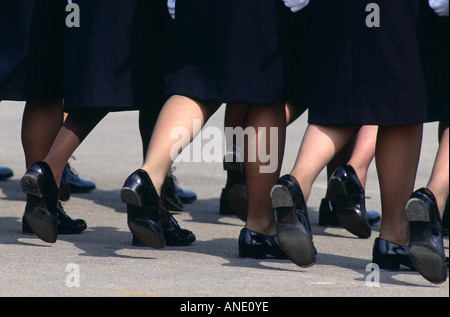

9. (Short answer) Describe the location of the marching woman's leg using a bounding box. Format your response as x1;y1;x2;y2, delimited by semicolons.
19;0;87;242
122;96;220;248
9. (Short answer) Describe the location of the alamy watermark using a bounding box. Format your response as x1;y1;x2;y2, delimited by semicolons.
65;3;80;28
65;2;380;29
65;263;80;288
365;263;381;288
170;120;279;174
366;3;381;28
62;1;381;168
63;262;381;290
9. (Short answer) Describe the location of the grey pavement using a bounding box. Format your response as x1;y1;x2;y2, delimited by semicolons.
0;101;448;297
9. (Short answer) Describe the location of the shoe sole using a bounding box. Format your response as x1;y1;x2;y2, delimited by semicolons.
128;217;165;249
407;199;447;284
409;245;447;284
277;224;315;267
24;203;57;243
22;176;58;243
328;177;371;239
271;185;315;268
123;190;165;249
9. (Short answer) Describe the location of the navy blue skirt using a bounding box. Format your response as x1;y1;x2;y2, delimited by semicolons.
1;0;172;111
0;0;67;102
307;0;428;126
0;0;35;101
418;2;449;127
164;0;298;104
63;0;174;112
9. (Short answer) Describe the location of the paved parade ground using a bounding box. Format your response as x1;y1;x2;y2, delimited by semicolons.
0;101;448;298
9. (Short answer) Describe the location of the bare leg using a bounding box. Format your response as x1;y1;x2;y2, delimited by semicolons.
345;125;378;186
243;103;286;236
21;100;64;168
141;95;221;196
427;125;449;215
326;125;377;190
376;124;423;245
222;102;298;221
290;124;359;201
21;105;96;241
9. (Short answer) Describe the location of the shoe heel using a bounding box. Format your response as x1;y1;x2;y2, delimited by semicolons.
219;187;248;221
23;200;57;244
271;185;295;225
271;185;294;209
219;188;233;215
21;174;44;198
223;146;244;173
22;217;34;235
120;187;142;207
406;198;430;222
328;176;347;196
328;177;350;209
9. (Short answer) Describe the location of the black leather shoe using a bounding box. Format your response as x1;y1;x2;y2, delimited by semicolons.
132;234;147;246
22;201;87;235
65;163;96;193
219;145;248;221
220;185;248;221
59;166;71;202
372;237;414;270
238;228;288;259
407;188;447;284
318;198;342;227
0;166;13;180
161;211;196;246
328;165;371;239
121;169;165;249
319;198;381;227
132;210;196;247
366;210;381;226
174;180;197;204
163;175;184;212
21;161;59;243
271;175;315;267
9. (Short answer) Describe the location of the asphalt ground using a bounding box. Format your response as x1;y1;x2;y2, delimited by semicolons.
0;101;448;298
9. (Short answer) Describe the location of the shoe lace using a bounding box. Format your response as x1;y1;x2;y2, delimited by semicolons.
57;201;71;219
66;156;82;181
